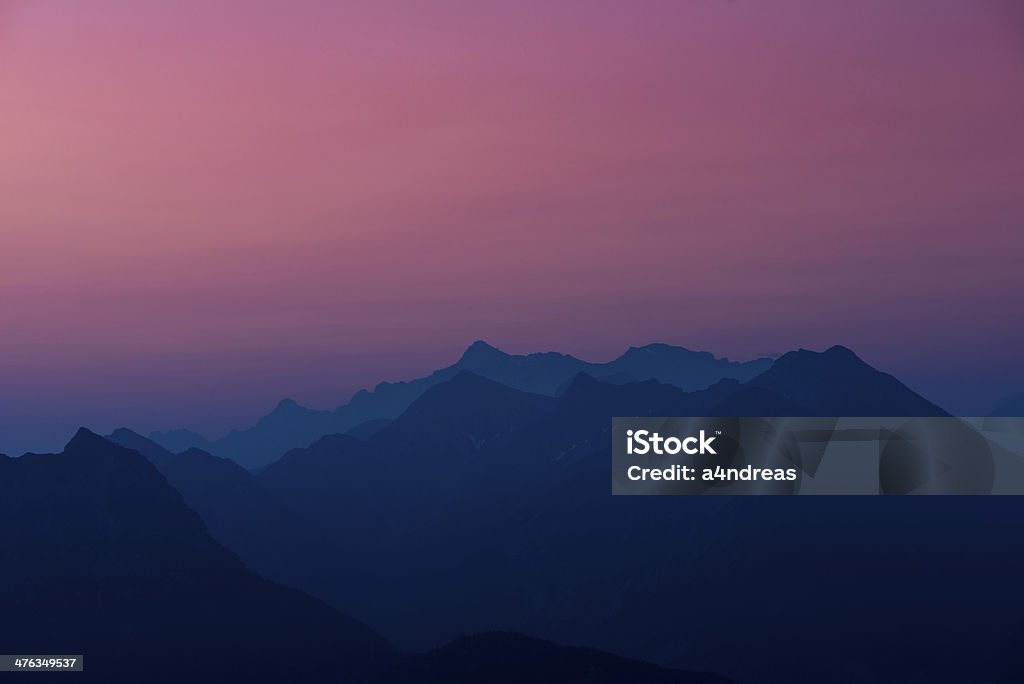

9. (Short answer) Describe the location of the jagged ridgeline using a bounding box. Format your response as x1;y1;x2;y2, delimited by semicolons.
150;341;774;469
2;430;735;683
99;345;1024;682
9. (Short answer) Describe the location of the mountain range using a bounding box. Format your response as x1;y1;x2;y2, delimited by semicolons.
5;429;732;683
149;341;773;468
100;344;1024;683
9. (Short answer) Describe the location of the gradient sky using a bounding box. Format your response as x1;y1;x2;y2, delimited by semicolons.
2;0;1023;454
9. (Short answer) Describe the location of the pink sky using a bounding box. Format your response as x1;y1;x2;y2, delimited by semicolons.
1;1;1022;452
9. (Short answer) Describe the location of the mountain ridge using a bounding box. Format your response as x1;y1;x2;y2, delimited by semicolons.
9;428;741;683
88;349;1013;682
0;429;393;682
150;341;773;469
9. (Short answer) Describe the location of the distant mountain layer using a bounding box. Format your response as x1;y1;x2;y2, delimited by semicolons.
150;341;772;469
147;427;213;453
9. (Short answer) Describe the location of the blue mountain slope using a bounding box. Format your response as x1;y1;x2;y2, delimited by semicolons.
107;428;330;588
241;349;1024;682
749;345;947;416
148;427;213;453
0;429;393;683
120;345;1024;682
10;428;741;682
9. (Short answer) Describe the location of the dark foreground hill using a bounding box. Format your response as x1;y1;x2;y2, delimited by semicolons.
0;429;392;683
15;430;734;683
108;427;334;591
375;633;732;684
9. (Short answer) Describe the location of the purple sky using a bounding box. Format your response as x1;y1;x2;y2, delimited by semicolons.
1;1;1022;454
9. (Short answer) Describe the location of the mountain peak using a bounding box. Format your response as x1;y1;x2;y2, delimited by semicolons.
628;342;693;352
559;372;610;400
752;345;946;416
822;344;860;359
773;345;867;372
65;427;107;452
273;398;305;413
458;340;507;364
110;427;144;441
622;343;712;361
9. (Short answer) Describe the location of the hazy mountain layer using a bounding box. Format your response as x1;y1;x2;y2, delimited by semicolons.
150;341;772;469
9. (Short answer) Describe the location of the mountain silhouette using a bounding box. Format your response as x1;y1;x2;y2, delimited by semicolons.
748;345;947;416
107;428;333;589
217;349;1024;682
347;417;393;439
0;429;392;683
451;340;587;394
258;371;557;524
147;427;213;453
109;426;177;469
94;423;745;679
97;344;1024;681
376;370;555;459
9;431;747;683
150;341;772;469
602;343;771;392
257;433;380;540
